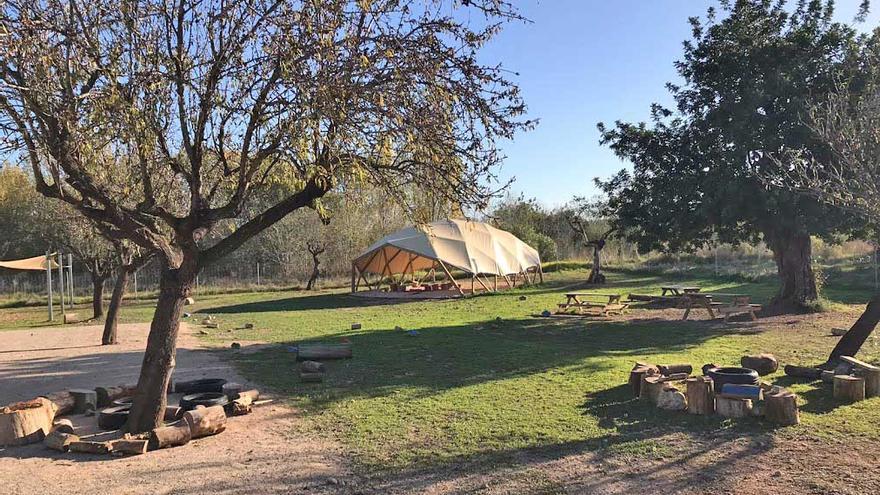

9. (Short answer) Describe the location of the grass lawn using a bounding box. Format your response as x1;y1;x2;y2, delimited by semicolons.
2;264;879;477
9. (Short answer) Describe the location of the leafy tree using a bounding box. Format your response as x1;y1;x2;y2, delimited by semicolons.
0;0;530;432
598;0;872;311
491;195;558;261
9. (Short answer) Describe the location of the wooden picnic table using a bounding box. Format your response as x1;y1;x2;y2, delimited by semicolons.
557;292;628;316
661;285;702;297
680;293;761;322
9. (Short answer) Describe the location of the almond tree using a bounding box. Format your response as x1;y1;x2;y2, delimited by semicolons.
0;0;530;432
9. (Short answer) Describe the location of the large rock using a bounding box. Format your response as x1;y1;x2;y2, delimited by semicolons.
657;387;687;411
740;354;779;376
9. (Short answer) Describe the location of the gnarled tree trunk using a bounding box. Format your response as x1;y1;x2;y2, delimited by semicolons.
126;258;197;433
101;269;129;345
306;242;325;291
764;230;818;312
586;240;606;284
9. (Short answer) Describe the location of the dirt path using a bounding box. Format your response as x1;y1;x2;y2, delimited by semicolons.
0;323;353;494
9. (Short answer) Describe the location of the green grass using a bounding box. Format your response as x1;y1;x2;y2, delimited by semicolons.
3;264;880;473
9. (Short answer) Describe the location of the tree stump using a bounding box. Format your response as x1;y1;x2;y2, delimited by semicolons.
740;354;778;376
230;398;253;416
222;382;243;399
841;356;880;398
148;423;192;450
235;390;260;402
629;362;658;397
44;430;79;452
69;389;98;414
164;406;184;422
95;385;137;408
300;360;326;373
765;391;799;425
715;396;752;418
640;375;664;404
657;386;687;411
40;391;74;417
833;375;865;402
686;376;714;415
183;405;227;439
784;365;822;380
0;397;56;446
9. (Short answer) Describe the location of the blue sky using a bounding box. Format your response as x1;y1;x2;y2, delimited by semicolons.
483;0;879;208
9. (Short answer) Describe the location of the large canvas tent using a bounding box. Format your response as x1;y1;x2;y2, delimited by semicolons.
352;219;542;296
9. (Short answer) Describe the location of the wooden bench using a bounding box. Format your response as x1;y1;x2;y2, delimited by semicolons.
681;293;760;322
557;293;629;316
715;295;761;322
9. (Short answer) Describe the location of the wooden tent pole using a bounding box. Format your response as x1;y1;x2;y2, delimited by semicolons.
538;264;544;283
46;250;53;322
58;252;66;322
436;260;465;296
351;263;358;293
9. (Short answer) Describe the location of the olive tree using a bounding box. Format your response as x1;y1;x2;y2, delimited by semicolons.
0;0;530;432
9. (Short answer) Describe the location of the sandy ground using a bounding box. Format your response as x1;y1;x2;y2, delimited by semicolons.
0;323;353;495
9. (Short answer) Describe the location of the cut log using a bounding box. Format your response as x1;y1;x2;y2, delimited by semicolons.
300;360;326;373
719;384;762;401
69;440;112;455
69;389;98;414
784;365;823;380
148;422;192;450
833;375;865;402
222;382;243;399
95;385;137;408
109;439;148;455
686;376;714;415
657;363;693;376
40;391;74;417
230;399;252;416
51;418;75;434
715;397;752;418
300;372;324;383
821;370;835;384
841;356;880;397
44;430;79;452
183;405;227;439
740;354;779;376
640;375;665;404
235;390;260;402
0;397;56;446
629;363;658;397
657;386;687;411
765;391;799;425
296;343;352;360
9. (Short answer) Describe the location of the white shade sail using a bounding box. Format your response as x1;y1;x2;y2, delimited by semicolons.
353;219;541;277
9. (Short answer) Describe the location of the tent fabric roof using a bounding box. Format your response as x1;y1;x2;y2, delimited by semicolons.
354;220;541;276
0;254;59;271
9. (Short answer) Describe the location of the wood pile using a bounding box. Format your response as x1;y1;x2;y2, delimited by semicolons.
629;358;800;426
784;355;879;405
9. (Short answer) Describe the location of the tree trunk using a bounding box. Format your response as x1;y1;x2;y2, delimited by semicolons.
764;230;818;311
91;275;106;320
825;294;880;365
101;269;129;345
125;259;196;434
586;240;606;284
306;254;320;290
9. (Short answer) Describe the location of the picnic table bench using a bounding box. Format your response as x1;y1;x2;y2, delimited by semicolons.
661;285;702;297
557;292;629;316
680;293;761;322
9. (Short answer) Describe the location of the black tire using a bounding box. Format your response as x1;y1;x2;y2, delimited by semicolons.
98;405;131;430
174;378;227;394
706;367;760;391
179;392;229;411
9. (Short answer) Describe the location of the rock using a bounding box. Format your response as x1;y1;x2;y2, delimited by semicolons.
351;323;362;330
394;326;403;331
244;323;254;329
184;297;195;305
657;387;687;411
519;296;527;301
740;354;778;376
231;342;241;349
300;361;326;373
183;312;191;318
541;310;551;317
832;327;848;336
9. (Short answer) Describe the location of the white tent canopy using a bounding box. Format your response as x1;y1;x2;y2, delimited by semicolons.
352;220;542;295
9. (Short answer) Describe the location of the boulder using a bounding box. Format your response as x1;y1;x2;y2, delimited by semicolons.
740;354;778;376
832;327;848;336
